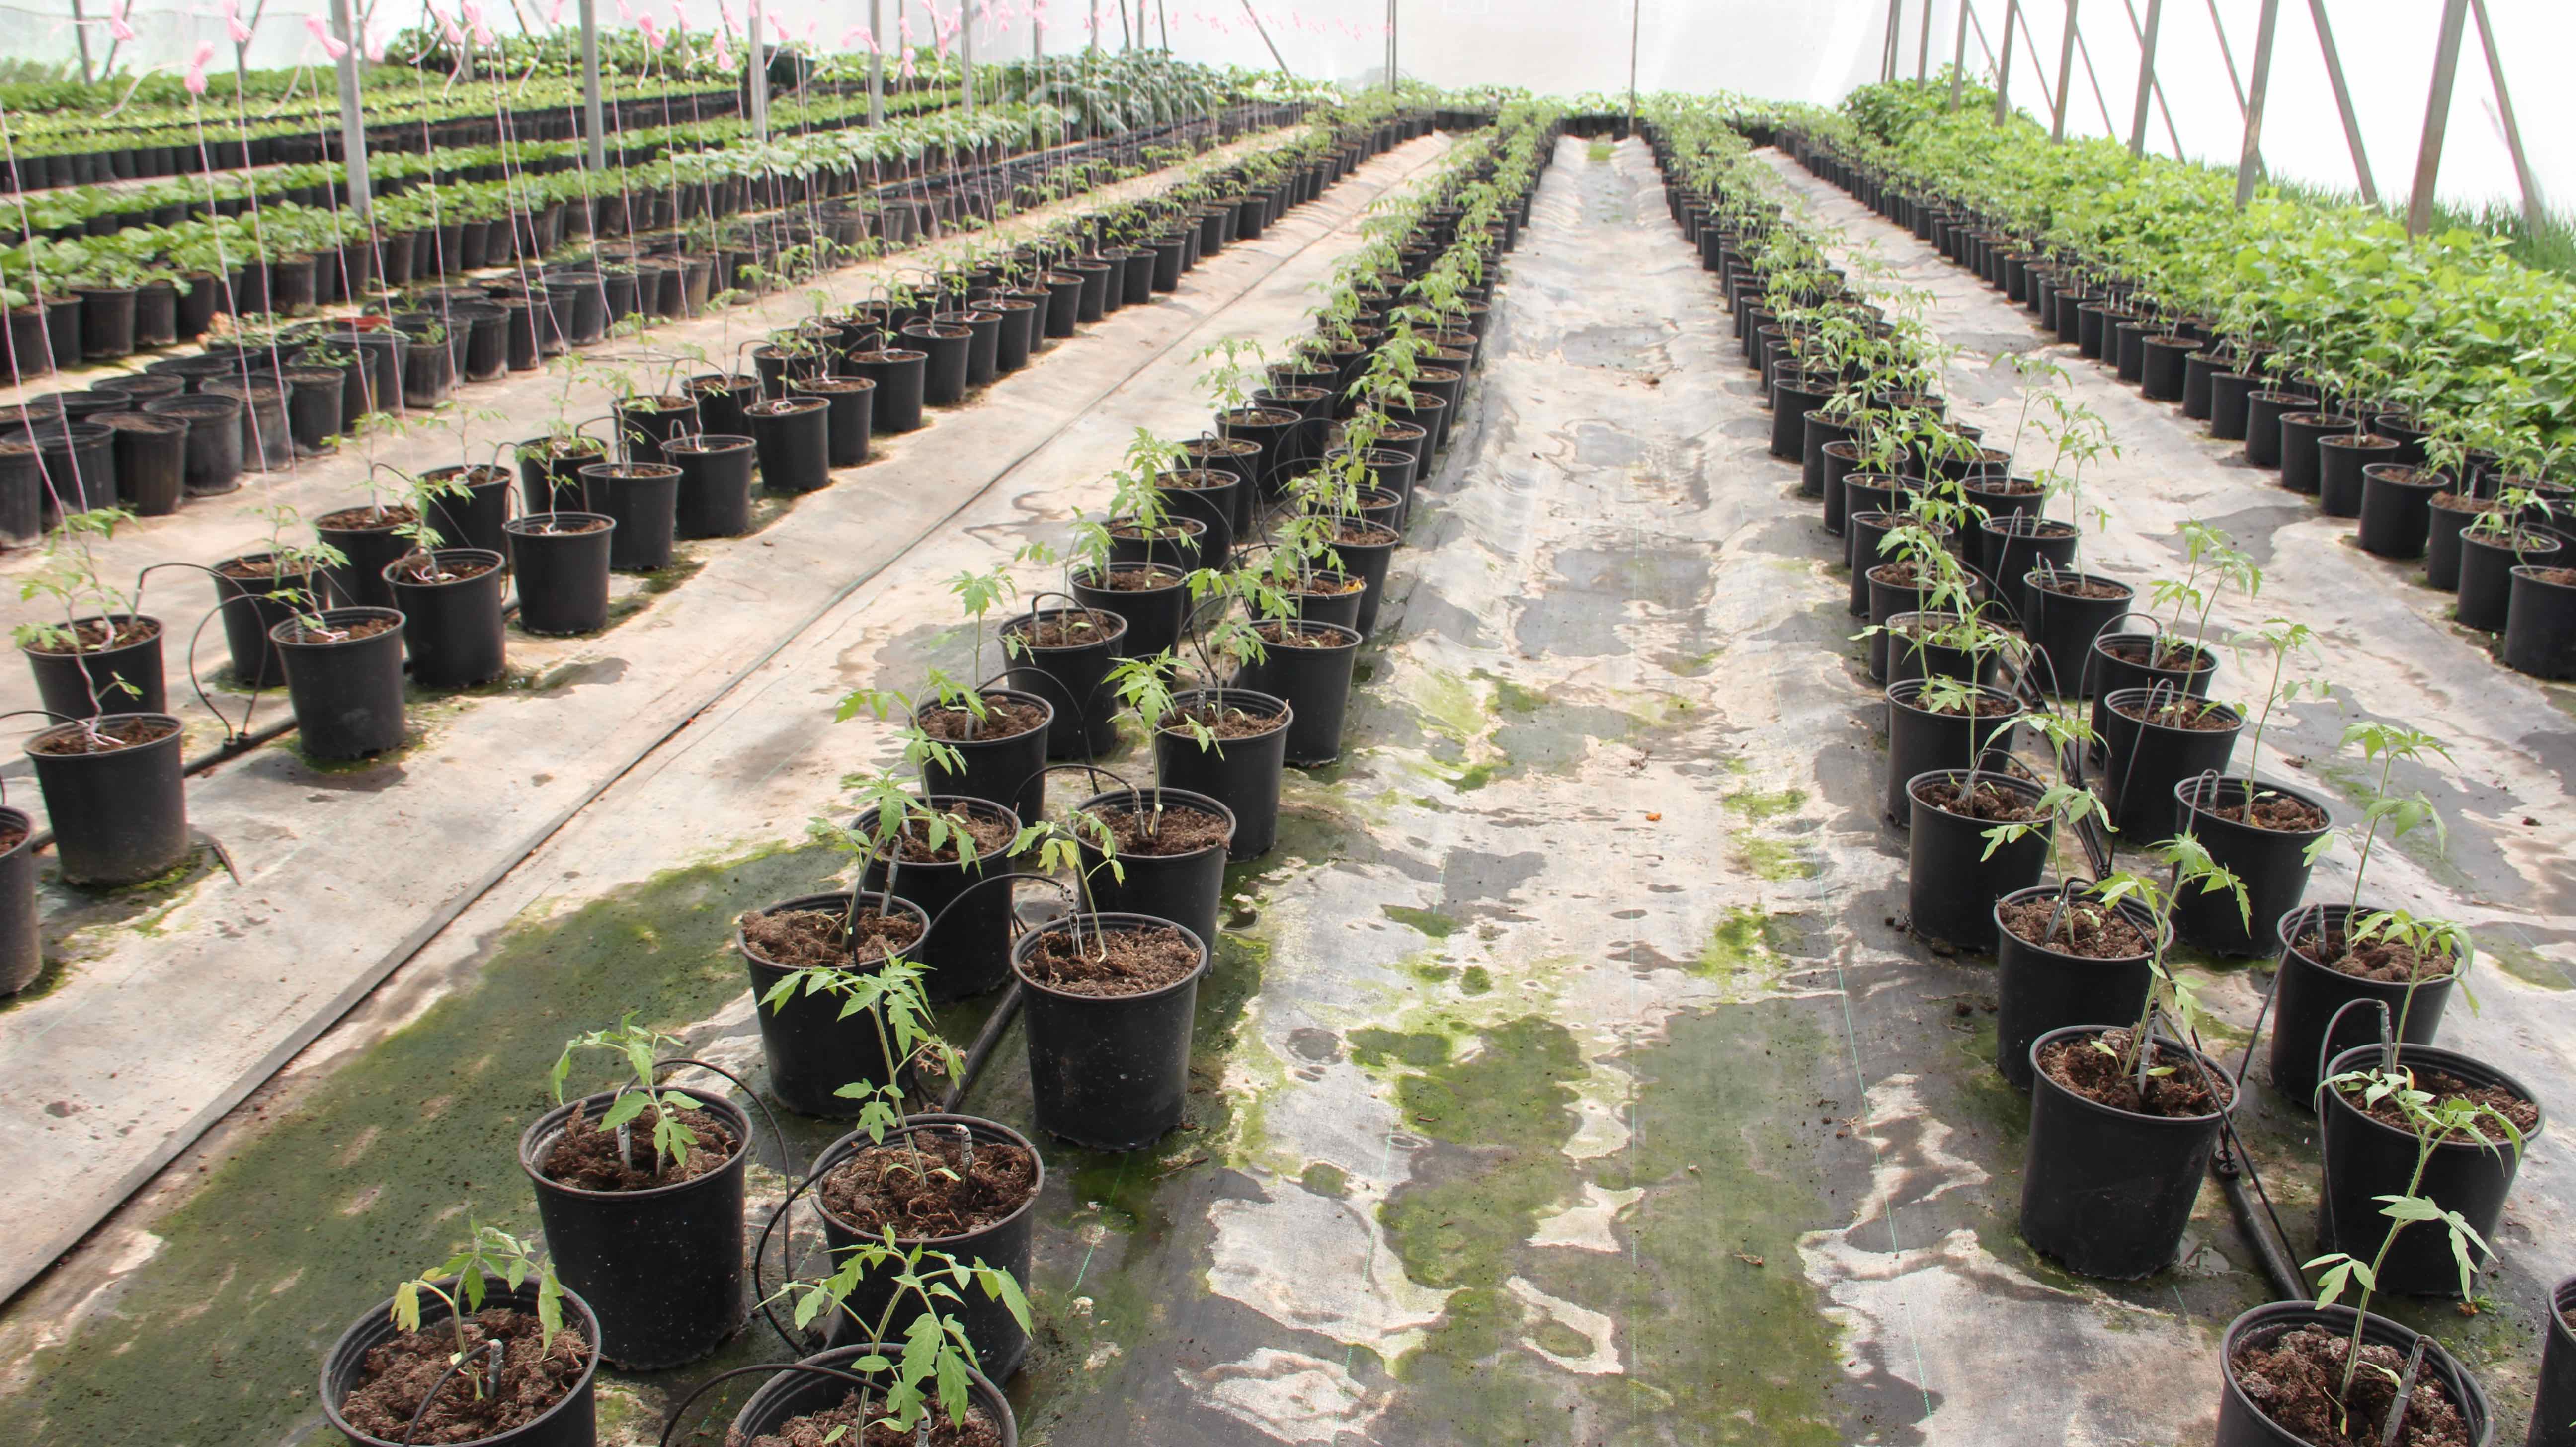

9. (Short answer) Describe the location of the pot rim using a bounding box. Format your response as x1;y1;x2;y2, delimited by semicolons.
1072;787;1240;861
2319;1040;2549;1148
269;604;407;649
2217;1301;2489;1445
804;1113;1047;1250
1008;910;1212;1005
2174;773;2334;838
381;546;507;589
321;1274;603;1447
909;686;1054;741
737;888;932;974
505;510;617;537
1902;766;2047;824
518;1085;753;1201
23;710;184;759
2102;685;2243;733
1001;606;1129;653
2026;1024;2236;1124
1992;882;2166;961
860;793;1024;873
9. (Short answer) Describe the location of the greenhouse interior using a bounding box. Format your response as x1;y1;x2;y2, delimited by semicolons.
2;0;2575;1442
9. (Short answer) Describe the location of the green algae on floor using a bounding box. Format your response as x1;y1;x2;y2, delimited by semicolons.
0;844;834;1447
1734;836;1819;882
1723;787;1807;823
1382;904;1464;940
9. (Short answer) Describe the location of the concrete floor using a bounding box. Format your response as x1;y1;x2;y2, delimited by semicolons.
0;132;2570;1447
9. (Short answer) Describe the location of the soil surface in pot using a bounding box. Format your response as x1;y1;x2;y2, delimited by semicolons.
1998;898;2149;957
1252;622;1343;649
1004;610;1116;649
887;809;1015;863
1168;701;1286;738
1912;691;2017;719
919;695;1046;741
0;818;21;852
2228;1324;2472;1447
290;615;402;643
28;715;179;754
540;1100;737;1189
2532;567;2576;586
817;1128;1038;1238
740;905;925;968
1335;522;1400;546
2101;639;2210;671
737;1390;1006;1447
1088;565;1184;592
2111;697;2235;730
390;555;499;584
1093;802;1229;856
2036;1028;2230;1116
2213;791;2330;830
340;1307;591;1445
1868;560;1932;588
1293;575;1365;597
1106;522;1191;542
216;555;315;580
317;504;419;533
520;516;611;535
2293;927;2459;983
1021;921;1199;996
1971;478;2042;496
2428;492;2499;517
1911;778;2040;823
2037;578;2127;600
2335;1067;2538;1136
22;617;160;654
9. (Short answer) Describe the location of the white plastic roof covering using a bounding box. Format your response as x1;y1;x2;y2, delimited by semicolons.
6;0;2569;215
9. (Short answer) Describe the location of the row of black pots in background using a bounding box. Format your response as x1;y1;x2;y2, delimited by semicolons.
1785;129;2576;685
1704;126;2563;1447
299;106;1472;1447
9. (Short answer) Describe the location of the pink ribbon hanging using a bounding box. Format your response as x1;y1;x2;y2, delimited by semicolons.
302;12;347;55
183;40;215;93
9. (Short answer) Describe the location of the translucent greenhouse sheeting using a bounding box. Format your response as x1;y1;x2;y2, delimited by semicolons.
3;0;2569;212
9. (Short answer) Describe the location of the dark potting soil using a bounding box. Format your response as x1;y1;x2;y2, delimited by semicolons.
391;556;500;584
2036;1028;2230;1118
2336;1067;2539;1136
541;1100;738;1190
1971;478;2043;495
920;695;1047;742
1005;610;1115;649
1295;575;1365;597
1094;803;1230;856
0;820;20;853
1998;898;2150;958
1253;622;1341;649
1914;691;2017;719
1106;522;1190;541
890;809;1015;863
2295;928;2458;984
1912;778;2041;823
730;1390;1007;1447
2216;791;2330;831
22;616;160;654
1020;922;1200;997
2532;568;2576;587
28;714;179;755
741;906;926;968
1334;522;1399;546
1091;565;1184;592
2228;1325;2473;1447
524;516;612;535
816;1128;1039;1239
2102;640;2210;672
317;504;420;533
1156;468;1232;489
2038;578;2128;601
1868;560;1929;587
2428;491;2499;516
215;555;312;579
1169;701;1286;739
340;1308;592;1446
2113;696;2235;731
292;615;402;643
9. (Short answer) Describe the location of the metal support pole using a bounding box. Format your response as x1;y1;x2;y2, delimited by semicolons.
2231;0;2279;209
1917;0;1933;80
868;0;884;125
2073;26;2118;138
1239;0;1289;73
1883;0;1902;82
2049;0;2078;139
70;0;95;84
578;0;605;169
1992;0;2016;122
1949;0;1970;107
1628;0;1640;129
2468;0;2542;233
961;0;974;114
2127;0;2159;156
2406;0;2471;237
2204;0;2247;117
2120;0;2184;159
1088;0;1097;52
745;0;766;143
2305;0;2374;205
331;0;373;220
1157;0;1169;50
1389;0;1399;93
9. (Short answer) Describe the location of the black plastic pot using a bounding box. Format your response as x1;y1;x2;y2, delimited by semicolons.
849;348;927;433
2267;902;2457;1106
142;393;243;496
25;713;187;885
516;437;607;514
805;1115;1040;1380
725;1342;1016;1445
792;376;876;468
1012;913;1211;1151
744;397;831;494
2215;1303;2490;1447
1069;564;1188;661
316;510;414;611
1075;787;1236;954
1152;688;1291;862
212;556;319;690
614;396;700;467
1002;607;1127;760
2505;565;2576;679
2171;776;2332;957
98;411;185;516
2241;390;2310;469
273;607;408;759
1234;620;1362;767
1156;470;1240;566
1335;523;1402;637
2276;412;2355;495
321;1274;601;1447
2529;1277;2576;1447
857;797;1022;1002
1882;678;2021;826
739;891;932;1112
0;807;38;994
666;434;756;538
2318;433;2398;518
2317;1041;2544;1294
2095;687;2242;842
916;690;1054;828
521;1088;751;1368
2427;497;2495;592
576;463;679;572
2020;1026;2232;1279
385;548;508;688
2208;371;2257;441
23;613;165;718
1993;884;2160;1090
2359;462;2445;560
423;463;513;558
1904;770;2049;952
2458;530;2561;632
506;514;615;635
280;367;345;457
2086;630;2214;740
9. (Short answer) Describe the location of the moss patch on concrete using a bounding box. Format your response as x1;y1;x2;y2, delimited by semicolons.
1382;904;1464;940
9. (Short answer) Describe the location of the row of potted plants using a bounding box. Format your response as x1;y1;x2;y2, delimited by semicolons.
296;95;1517;1447
1650;93;2551;1447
